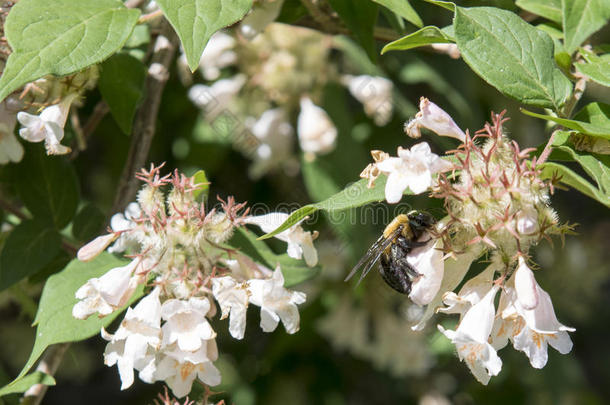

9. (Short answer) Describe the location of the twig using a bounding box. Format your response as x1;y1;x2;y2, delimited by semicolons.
111;20;178;214
139;9;164;24
0;196;27;220
69;101;109;160
70;106;86;151
21;343;70;405
560;73;587;119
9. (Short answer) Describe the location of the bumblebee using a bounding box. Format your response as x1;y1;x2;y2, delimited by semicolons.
344;211;436;295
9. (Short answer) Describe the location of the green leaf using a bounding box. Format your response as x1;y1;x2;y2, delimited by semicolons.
0;0;140;103
555;145;610;196
259;176;411;240
230;228;319;287
98;53;147;134
192;170;209;200
423;0;455;12
328;0;379;62
516;0;562;23
12;146;79;229
372;0;422;28
562;0;610;55
156;0;253;72
576;50;610;87
0;221;61;291
521;106;610;139
72;204;106;242
0;372;55;397
381;25;453;54
454;6;572;110
541;162;610;206
124;24;151;48
16;253;143;379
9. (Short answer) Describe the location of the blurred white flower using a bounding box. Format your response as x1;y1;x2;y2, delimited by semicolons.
297;96;337;155
17;94;76;155
248;267;306;333
244;212;318;266
406;97;465;142
438;286;502;385
102;288;162;390
161;297;216;352
249;108;294;177
342;74;393;126
407;237;444;306
211;276;250;340
188;74;246;120
73;258;141;319
0;96;24;164
376;142;453;203
240;0;284;39
198;31;237;80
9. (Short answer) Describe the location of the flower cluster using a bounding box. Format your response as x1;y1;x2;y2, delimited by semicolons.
360;97;574;384
183;22;394;177
73;165;317;397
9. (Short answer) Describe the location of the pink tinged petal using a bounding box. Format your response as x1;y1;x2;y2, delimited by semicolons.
78;233;118;262
514;258;539;310
408;240;444;306
416;97;466;142
384;171;410;203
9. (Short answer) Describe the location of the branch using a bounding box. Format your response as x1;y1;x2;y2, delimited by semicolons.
111;20;178;214
21;343;70;405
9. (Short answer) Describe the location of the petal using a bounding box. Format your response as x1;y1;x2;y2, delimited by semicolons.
514;258;538;310
457;286;499;343
260;306;280;332
512;326;549;369
408;240;444;306
78;233;118;262
548;330;573;355
197;361;222;386
384;171;409;203
405;169;432;194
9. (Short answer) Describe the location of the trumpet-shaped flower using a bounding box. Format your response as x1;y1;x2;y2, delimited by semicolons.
405;97;465;142
438;286;502;385
211;276;250;339
376;142;452;203
248;267;306;333
244;212;318;266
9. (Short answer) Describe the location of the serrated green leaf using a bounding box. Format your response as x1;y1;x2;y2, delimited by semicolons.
521;106;610;139
541;162;610;206
0;0;140;102
562;0;610;55
516;0;562;23
192;170;209;200
372;0;422;28
454;6;572;110
576;50;610;87
98;53;147;134
260;176;412;240
156;0;253;72
12;146;79;229
381;25;453;54
16;253;142;379
0;372;55;397
328;0;379;62
0;221;61;291
72;204;106;242
230;228;318;287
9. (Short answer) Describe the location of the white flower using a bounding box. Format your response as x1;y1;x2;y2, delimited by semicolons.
0;96;24;164
244;212;318;266
17;94;76;155
438;286;502;385
514;257;538;310
102;288;162;390
198;31;237;80
248;267;306;334
108;202;142;254
77;233;119;262
439;263;497;316
211;276;250;339
161;297;216;352
188;74;245;120
73;258;141;319
240;0;284;39
154;342;221;398
249;108;294;176
406;97;465;142
342;74;393;126
376;142;453;203
406;237;444;306
297;96;337;155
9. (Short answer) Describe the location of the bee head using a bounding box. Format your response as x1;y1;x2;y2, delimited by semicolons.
407;211;435;235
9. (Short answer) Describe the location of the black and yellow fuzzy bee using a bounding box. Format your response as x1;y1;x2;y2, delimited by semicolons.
344;211;436;295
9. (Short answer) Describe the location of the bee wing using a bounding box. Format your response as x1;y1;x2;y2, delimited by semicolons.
344;227;402;285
